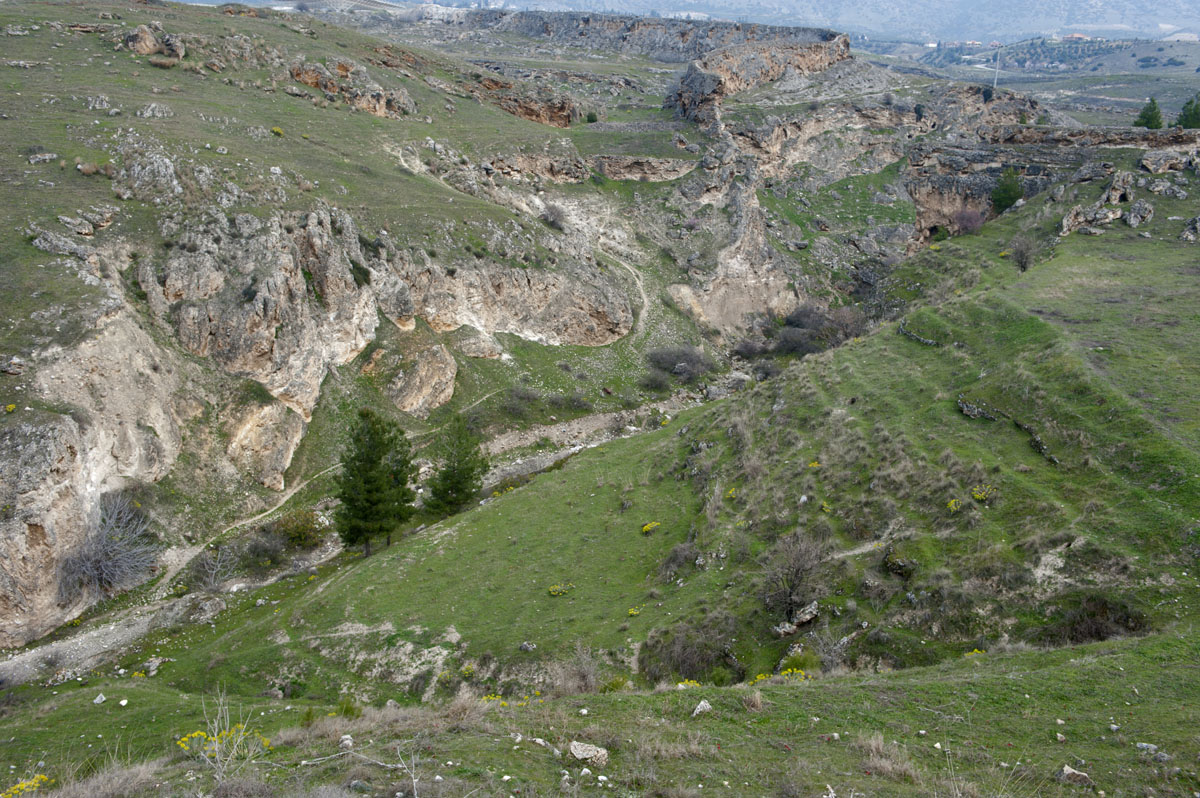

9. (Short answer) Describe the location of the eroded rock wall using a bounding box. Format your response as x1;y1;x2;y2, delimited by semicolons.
670;36;851;123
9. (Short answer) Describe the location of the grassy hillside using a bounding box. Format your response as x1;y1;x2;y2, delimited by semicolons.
3;148;1198;794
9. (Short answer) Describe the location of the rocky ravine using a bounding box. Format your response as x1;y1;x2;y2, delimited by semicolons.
1;187;633;646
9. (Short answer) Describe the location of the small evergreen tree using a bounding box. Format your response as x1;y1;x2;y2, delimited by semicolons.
1134;97;1163;129
335;408;415;556
1177;94;1200;128
991;168;1023;214
424;415;488;517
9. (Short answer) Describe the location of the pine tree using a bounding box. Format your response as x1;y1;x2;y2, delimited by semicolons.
335;408;415;556
1134;98;1163;129
423;415;488;517
1177;94;1200;129
990;168;1023;215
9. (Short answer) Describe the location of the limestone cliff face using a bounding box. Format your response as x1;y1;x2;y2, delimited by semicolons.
156;204;394;420
152;202;631;417
1;190;634;646
0;309;190;648
670;36;851;123
398;255;632;347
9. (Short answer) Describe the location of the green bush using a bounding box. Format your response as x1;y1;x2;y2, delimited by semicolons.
273;509;323;548
1133;97;1163;129
1038;592;1148;645
990;168;1023;214
779;649;821;674
337;696;362;719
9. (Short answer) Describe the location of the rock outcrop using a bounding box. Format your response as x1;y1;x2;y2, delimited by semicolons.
158;205;394;419
387;343;457;419
1181;217;1200;242
290;58;415;118
589;156;697;182
225;402;306;491
1125;199;1154;229
670;36;850;122
1;310;189;647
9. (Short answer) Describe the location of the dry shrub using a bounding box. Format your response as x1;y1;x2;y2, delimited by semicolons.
46;758;163;798
443;691;489;731
759;531;825;619
540;202;567;231
659;540;699;580
1009;235;1038;272
854;731;920;783
638;611;739;683
742;689;763;712
57;493;158;603
952;208;986;234
547;642;600;696
645;346;714;383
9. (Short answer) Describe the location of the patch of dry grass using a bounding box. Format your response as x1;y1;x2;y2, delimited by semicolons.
46;758;164;798
854;731;921;783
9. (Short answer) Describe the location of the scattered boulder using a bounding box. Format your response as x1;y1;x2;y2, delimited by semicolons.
160;33;185;60
1099;171;1135;204
1125;199;1154;229
569;741;608;768
1180;217;1200;242
771;600;820;637
190;597;226;624
28;152;57;165
123;24;159;56
1055;764;1093;786
691;699;712;717
1147;179;1188;200
1141;149;1197;174
136;102;174;119
339;734;354;751
1;356;27;376
1059;203;1122;236
93;693;106;705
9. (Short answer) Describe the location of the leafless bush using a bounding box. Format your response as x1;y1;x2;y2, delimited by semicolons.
742;689;763;711
638;610;739;682
192;545;238;592
547;642;600;696
952;208;986;234
540;202;567;231
733;338;766;358
1009;235;1038;272
639;368;672;391
57;494;158;604
759;531;825;619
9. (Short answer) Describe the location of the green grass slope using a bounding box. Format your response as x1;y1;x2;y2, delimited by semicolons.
3;153;1198;795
